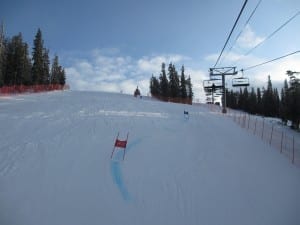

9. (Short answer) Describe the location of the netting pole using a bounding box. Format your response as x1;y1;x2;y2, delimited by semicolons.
261;118;265;140
280;131;284;153
292;136;295;164
254;117;257;135
269;124;274;145
247;114;250;130
241;115;243;127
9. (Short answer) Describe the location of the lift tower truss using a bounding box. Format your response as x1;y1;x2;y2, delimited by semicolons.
209;67;238;113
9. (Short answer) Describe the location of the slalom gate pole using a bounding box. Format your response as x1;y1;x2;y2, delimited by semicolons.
292;136;295;164
122;133;129;161
111;147;116;159
111;132;119;159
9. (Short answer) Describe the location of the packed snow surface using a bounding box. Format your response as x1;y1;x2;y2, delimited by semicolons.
0;91;300;225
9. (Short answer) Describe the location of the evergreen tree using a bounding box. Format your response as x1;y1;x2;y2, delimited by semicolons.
50;55;59;84
233;91;238;109
286;70;300;129
32;28;44;85
180;65;187;98
227;90;238;109
0;26;65;89
150;76;154;95
262;77;271;116
58;67;66;85
21;42;32;85
4;33;31;86
150;62;193;103
0;47;4;87
150;75;160;96
134;86;141;97
186;75;193;99
168;63;180;98
0;48;6;86
159;63;169;97
248;87;257;114
42;48;50;84
0;23;5;87
226;89;232;108
262;75;277;117
5;36;16;85
237;88;243;109
273;88;280;117
50;55;65;86
256;87;262;115
51;55;60;84
242;87;249;112
279;79;289;125
174;65;180;97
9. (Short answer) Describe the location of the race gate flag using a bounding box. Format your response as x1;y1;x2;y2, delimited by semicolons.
111;132;129;161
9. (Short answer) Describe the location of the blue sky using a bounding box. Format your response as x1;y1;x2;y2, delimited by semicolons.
1;0;300;102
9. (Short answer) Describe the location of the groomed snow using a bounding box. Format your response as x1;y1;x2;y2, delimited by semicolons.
0;91;299;225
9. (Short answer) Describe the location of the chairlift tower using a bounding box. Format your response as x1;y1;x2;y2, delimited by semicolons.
203;79;223;104
209;67;238;113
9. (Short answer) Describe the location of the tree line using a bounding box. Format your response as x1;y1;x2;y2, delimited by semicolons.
226;73;300;129
0;27;65;88
150;63;193;103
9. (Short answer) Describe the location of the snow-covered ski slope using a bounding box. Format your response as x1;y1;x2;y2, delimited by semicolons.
0;91;300;225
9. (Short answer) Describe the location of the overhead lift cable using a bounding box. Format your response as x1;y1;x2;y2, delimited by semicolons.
213;0;248;68
220;0;262;65
244;10;300;56
242;50;300;71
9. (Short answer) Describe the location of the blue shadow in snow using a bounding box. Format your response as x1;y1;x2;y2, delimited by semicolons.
110;160;131;201
110;137;143;202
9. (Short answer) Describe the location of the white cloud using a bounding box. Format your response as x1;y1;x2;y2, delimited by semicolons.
204;53;218;63
205;52;262;68
137;56;164;73
137;54;190;74
246;54;300;88
205;26;264;66
65;50;192;98
236;25;265;50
